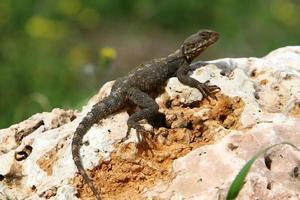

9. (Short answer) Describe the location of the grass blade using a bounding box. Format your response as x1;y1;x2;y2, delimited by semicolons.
226;142;300;200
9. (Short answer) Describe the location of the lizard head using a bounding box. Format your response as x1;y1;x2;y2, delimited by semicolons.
181;30;219;63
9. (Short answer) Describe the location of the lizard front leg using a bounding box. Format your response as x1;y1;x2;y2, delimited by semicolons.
177;63;220;100
123;87;159;143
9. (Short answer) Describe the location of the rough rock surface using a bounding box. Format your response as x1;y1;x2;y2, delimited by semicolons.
1;46;300;200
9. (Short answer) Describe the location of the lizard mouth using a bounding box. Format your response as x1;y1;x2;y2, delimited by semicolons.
209;32;219;44
202;32;219;49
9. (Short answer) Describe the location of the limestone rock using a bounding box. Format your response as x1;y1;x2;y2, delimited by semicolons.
0;46;300;200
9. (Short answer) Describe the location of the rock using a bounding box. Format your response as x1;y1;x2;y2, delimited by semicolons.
1;46;300;200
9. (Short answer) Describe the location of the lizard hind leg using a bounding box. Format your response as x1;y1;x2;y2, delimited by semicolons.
123;87;159;151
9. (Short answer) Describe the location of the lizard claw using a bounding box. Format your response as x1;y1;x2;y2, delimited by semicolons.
119;126;133;143
134;125;157;153
120;124;154;145
120;133;129;143
118;126;155;156
197;80;220;101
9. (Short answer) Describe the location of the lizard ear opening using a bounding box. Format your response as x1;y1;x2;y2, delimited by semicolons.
181;44;194;63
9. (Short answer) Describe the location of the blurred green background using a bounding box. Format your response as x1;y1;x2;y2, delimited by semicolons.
0;0;299;128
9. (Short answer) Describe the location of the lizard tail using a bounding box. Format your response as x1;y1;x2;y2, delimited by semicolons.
72;96;124;200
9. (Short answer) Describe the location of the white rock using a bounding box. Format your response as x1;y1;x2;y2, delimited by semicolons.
0;46;300;200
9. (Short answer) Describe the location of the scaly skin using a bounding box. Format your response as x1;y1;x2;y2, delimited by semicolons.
72;29;220;200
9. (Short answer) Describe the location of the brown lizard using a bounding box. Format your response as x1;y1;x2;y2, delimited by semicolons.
72;29;220;200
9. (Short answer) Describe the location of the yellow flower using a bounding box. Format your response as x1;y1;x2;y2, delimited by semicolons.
99;47;116;60
25;16;66;40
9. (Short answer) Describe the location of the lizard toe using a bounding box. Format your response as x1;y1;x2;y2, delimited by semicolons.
197;82;220;101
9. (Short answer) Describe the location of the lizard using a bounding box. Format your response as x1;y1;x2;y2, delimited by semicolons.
71;29;220;200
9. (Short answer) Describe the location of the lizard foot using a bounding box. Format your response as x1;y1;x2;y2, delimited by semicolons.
124;124;157;155
136;125;158;153
120;125;157;148
197;80;220;101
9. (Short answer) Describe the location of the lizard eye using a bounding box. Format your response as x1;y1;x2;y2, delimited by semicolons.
200;32;208;38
